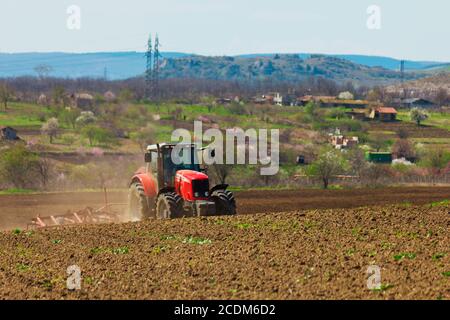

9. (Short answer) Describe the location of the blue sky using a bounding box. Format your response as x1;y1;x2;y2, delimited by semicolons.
0;0;449;61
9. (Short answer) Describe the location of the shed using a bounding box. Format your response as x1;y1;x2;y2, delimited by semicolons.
369;107;397;122
71;93;94;110
365;152;392;164
0;126;19;141
394;98;435;109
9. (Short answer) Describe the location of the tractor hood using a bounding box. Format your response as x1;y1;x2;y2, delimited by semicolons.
175;170;208;182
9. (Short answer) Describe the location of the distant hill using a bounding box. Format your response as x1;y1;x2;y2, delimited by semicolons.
0;51;445;84
236;53;446;71
158;54;421;85
0;52;187;80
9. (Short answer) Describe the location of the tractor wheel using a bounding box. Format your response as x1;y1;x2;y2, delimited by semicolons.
127;182;154;221
211;190;236;215
156;192;183;219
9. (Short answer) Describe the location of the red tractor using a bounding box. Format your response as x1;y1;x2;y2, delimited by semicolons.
127;143;236;220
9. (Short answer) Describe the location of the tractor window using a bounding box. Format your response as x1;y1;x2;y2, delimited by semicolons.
162;147;200;185
149;151;158;172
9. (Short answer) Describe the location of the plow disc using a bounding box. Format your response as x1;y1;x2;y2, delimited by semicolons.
27;189;127;230
28;204;125;230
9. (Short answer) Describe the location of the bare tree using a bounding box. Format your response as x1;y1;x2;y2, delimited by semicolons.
434;88;449;107
392;139;415;159
0;82;13;111
37;157;52;189
209;163;234;185
34;64;53;79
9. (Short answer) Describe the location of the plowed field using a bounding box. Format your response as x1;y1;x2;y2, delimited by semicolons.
0;202;448;299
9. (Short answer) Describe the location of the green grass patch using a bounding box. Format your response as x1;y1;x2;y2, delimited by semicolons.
432;253;446;261
394;252;417;261
90;246;129;255
371;283;395;292
235;222;256;230
16;263;30;272
430;200;449;208
0;188;35;195
182;236;212;245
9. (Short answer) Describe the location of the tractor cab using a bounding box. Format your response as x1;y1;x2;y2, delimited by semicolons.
145;143;201;188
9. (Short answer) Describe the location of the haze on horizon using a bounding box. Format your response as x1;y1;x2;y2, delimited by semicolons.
0;0;449;62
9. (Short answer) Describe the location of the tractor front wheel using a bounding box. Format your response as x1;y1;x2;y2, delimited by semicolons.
156;192;183;219
127;182;154;221
211;190;236;215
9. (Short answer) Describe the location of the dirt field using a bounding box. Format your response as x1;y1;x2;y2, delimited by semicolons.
369;121;450;138
1;187;450;230
0;203;448;299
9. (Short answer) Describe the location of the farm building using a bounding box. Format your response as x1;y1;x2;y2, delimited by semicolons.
369;107;398;122
70;93;94;110
329;134;359;150
365;152;392;164
393;98;435;109
0;126;19;141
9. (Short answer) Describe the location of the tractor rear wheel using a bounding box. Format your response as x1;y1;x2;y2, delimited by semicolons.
127;182;154;221
156;192;183;219
211;190;236;215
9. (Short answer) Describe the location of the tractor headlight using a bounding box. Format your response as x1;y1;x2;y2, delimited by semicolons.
205;191;209;197
194;192;199;197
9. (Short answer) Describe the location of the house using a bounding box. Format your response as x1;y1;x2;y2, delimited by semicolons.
369;107;397;122
216;98;232;105
70;93;94;110
329;133;359;150
0;126;19;141
252;93;281;105
273;93;283;106
283;94;300;106
393;98;435;109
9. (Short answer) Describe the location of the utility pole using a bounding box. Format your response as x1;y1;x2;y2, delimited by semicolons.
400;60;405;83
145;34;153;99
400;60;406;98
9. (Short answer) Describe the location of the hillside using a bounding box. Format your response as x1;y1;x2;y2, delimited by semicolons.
159;54;420;85
386;72;450;95
0;52;443;84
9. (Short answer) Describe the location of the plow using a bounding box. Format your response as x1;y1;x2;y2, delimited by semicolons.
27;189;126;230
